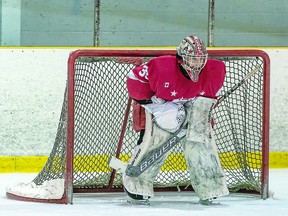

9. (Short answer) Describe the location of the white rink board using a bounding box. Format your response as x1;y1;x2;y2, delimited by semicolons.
0;48;287;156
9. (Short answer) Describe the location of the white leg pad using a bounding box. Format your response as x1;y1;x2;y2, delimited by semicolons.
183;97;229;200
123;111;171;198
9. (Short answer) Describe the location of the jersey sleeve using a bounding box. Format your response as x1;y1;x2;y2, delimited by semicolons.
126;62;155;101
212;60;226;97
202;59;226;99
131;63;150;83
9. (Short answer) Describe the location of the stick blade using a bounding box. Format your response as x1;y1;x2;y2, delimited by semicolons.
108;156;127;173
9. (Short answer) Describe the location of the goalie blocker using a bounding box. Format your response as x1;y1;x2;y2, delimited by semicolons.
111;96;229;204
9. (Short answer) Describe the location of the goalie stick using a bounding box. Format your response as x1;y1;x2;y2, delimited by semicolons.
109;66;261;177
109;126;188;176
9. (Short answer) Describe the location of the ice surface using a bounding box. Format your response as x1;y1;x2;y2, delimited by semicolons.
0;169;288;216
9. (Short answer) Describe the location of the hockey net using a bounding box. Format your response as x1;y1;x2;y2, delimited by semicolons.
6;49;270;204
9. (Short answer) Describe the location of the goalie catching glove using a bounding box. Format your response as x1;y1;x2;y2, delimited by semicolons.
143;96;186;133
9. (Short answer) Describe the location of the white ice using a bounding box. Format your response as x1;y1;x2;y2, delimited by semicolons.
1;169;288;216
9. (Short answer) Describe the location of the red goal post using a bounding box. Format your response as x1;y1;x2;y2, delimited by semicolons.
6;49;270;204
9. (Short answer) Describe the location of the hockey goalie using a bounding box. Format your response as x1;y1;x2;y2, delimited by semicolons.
117;34;229;205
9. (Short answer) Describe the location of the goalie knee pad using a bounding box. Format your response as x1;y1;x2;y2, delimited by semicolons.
123;111;171;199
185;96;215;143
183;97;229;200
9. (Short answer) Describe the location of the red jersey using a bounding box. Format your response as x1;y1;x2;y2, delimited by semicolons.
127;55;226;102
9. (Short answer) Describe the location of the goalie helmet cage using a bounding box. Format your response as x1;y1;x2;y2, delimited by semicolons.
6;49;270;204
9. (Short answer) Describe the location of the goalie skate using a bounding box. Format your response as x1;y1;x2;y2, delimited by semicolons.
125;188;150;205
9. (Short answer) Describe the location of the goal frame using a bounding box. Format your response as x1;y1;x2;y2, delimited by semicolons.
66;49;270;204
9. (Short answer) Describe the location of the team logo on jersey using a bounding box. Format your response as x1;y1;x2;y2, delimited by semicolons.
171;90;177;96
164;82;169;88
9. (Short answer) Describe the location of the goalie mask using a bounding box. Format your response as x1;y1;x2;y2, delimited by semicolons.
176;35;208;82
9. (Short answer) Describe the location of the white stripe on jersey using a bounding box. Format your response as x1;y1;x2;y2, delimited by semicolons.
127;70;149;83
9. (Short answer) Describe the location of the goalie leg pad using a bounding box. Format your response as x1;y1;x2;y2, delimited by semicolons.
183;97;229;200
123;111;171;198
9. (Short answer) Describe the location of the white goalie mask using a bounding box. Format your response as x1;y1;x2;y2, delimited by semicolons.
176;35;208;82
